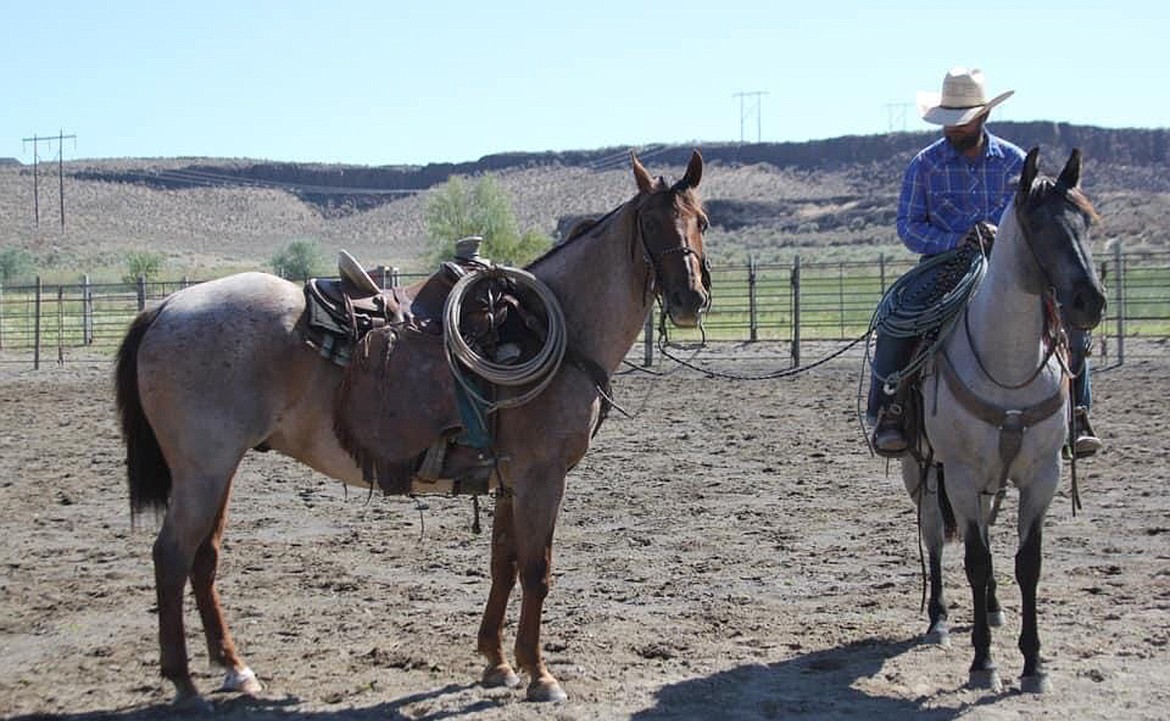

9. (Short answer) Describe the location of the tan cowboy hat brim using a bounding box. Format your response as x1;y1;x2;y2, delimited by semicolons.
917;90;1014;126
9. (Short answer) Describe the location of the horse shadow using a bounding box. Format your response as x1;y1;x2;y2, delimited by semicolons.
631;636;975;721
5;683;504;721
9;638;995;721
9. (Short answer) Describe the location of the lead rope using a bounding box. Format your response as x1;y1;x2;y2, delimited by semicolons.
1069;401;1082;516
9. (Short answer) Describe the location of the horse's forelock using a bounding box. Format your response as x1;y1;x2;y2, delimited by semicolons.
1030;176;1100;224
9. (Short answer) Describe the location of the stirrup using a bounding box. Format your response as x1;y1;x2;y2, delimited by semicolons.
871;403;908;458
1069;407;1103;459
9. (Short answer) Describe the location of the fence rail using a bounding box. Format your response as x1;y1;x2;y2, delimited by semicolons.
2;247;1167;369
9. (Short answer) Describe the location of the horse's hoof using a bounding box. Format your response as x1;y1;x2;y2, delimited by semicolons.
526;678;567;703
925;621;950;646
967;668;1003;692
987;609;1006;627
1020;672;1052;694
924;629;951;647
482;663;521;689
220;666;263;694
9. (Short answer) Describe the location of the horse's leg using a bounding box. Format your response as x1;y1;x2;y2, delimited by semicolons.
963;516;1002;692
153;523;199;706
1016;476;1057;693
986;566;1005;628
985;489;1006;628
511;474;567;702
190;486;262;695
477;494;521;690
923;465;951;644
153;471;236;708
906;460;950;644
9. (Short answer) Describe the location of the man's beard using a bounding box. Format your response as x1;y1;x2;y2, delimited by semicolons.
947;132;981;152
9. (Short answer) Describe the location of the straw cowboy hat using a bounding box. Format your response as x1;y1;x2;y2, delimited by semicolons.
916;67;1014;126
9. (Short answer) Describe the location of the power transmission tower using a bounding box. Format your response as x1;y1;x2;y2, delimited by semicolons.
884;103;911;133
22;130;77;228
733;91;768;143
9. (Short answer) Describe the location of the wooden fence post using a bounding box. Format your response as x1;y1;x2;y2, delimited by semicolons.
790;256;801;368
136;275;146;311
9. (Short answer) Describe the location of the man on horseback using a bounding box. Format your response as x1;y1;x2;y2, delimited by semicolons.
867;66;1103;458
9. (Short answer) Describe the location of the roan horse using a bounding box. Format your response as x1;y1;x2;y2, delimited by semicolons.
903;148;1105;693
115;150;708;706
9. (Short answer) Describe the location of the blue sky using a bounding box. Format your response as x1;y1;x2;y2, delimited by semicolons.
3;0;1164;166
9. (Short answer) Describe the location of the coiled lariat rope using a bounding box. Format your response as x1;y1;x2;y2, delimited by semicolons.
443;266;567;414
865;246;987;394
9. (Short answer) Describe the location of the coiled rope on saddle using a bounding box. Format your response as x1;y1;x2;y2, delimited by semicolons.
443;266;568;413
867;246;987;392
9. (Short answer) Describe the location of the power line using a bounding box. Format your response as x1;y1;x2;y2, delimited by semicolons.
21;130;76;228
733;91;768;143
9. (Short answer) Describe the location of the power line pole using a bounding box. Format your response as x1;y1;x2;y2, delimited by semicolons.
884;103;911;133
22;130;76;228
733;91;768;143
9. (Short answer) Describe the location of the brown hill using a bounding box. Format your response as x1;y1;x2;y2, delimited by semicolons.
1;122;1166;281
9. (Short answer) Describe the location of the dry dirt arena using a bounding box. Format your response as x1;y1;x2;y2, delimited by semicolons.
1;344;1167;721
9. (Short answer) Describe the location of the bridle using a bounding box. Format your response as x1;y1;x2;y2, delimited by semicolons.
962;179;1090;391
633;182;712;315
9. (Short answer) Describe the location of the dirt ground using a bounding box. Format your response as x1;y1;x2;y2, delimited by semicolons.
1;344;1167;721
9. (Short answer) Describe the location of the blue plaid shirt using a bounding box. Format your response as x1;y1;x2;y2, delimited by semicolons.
896;130;1026;255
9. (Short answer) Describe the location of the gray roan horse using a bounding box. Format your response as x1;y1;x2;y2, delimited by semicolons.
904;148;1105;693
115;151;708;706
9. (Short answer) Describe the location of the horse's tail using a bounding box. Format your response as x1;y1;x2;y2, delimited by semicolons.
115;304;172;517
935;464;960;542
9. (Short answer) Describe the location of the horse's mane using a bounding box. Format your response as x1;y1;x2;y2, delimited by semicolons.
524;180;705;271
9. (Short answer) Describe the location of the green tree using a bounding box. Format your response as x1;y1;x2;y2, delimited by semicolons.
122;250;164;284
425;174;551;266
0;247;35;285
271;238;326;281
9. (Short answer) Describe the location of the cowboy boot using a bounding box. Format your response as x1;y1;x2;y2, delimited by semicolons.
872;400;909;458
1072;406;1103;458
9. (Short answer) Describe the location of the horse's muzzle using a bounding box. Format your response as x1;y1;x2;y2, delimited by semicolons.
666;287;709;328
1063;283;1107;330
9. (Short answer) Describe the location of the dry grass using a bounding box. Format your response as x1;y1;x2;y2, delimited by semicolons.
1;154;1166;283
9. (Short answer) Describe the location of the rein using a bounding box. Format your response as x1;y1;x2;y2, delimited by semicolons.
961;290;1065;391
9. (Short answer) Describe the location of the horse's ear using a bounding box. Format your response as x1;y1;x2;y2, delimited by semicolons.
1020;146;1040;194
1057;148;1083;189
631;151;654;194
681;149;703;189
